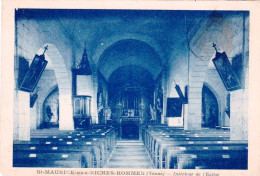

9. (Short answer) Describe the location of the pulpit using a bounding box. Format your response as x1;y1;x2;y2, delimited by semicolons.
73;96;92;130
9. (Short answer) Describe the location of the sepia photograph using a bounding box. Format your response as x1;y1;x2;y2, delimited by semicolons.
1;1;260;176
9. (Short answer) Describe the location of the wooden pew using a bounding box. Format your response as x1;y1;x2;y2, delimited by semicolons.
142;126;232;168
142;126;247;170
157;140;248;169
70;127;117;152
176;151;248;169
147;133;231;168
13;141;99;168
142;127;229;154
14;138;102;167
152;134;230;157
165;144;248;169
29;136;107;167
68;130;116;162
14;126;117;168
150;136;230;163
143;128;229;155
32;127;116;167
13;151;83;168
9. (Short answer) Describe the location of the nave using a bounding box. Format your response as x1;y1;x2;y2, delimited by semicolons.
13;125;247;169
12;9;249;170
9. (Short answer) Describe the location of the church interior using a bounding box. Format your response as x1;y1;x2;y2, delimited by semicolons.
13;9;249;169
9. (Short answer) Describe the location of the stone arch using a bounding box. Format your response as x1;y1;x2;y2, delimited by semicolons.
91;36;164;124
39;43;73;130
92;33;165;65
39;85;59;104
41;43;71;94
202;82;222;125
42;86;59;127
201;83;219;128
97;39;162;81
36;84;59;128
203;82;221;106
42;86;59;105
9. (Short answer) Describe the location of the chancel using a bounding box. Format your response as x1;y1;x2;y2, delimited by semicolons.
13;9;249;169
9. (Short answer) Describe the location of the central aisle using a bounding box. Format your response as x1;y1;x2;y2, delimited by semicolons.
106;140;153;169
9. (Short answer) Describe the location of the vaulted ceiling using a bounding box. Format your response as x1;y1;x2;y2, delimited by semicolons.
16;9;242;81
16;9;191;80
98;39;162;80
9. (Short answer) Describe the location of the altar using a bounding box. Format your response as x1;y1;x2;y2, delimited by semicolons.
112;108;144;139
107;78;153;139
120;116;141;139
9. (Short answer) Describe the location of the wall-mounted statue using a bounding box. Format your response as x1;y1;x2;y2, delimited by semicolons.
46;106;53;122
105;107;112;121
150;104;157;121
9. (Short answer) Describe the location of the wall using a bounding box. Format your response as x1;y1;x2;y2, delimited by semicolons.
13;19;41;140
229;14;249;140
166;12;249;136
15;14;75;138
34;70;58;128
167;45;189;125
187;12;249;139
14;10;249;140
97;73;108;124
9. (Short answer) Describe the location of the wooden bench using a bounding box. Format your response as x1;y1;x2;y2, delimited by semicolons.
150;136;230;162
69;128;117;155
13;142;99;167
13;151;83;168
151;134;230;154
142;127;231;165
142;126;247;170
14;140;101;167
66;133;114;161
143;129;229;154
176;151;248;169
165;144;248;169
157;140;248;169
16;126;118;168
35;130;115;167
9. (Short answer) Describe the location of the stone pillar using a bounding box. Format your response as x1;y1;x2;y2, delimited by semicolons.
185;92;202;130
183;104;189;129
59;94;74;130
14;90;30;141
185;54;208;130
91;68;98;124
161;68;168;124
230;89;248;140
230;13;249;140
30;102;37;130
36;100;44;128
219;97;229;127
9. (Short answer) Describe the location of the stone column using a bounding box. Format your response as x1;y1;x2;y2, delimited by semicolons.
30;102;37;130
230;13;249;140
91;68;98;124
185;54;208;130
230;89;248;140
161;68;168;124
59;94;74;130
183;104;189;129
14;90;30;141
